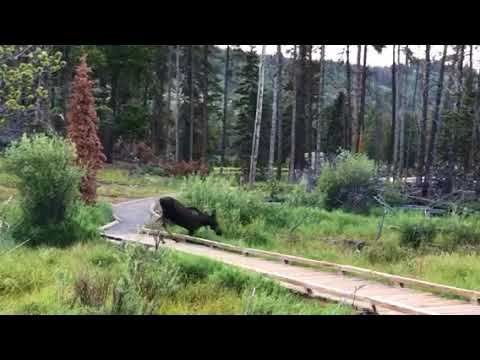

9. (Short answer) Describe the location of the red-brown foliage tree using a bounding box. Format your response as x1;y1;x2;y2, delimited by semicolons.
67;55;106;204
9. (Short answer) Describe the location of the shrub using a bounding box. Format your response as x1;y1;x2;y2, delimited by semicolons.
69;201;113;242
4;134;86;246
396;218;437;249
87;243;120;268
111;246;180;315
240;219;271;247
258;180;287;201
284;184;323;207
207;267;257;294
316;151;378;213
172;252;223;282
73;268;112;309
381;181;408;206
365;239;412;264
436;216;480;250
0;197;15;248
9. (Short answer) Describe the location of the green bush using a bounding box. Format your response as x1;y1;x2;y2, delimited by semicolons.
317;151;377;213
72;268;113;309
284;184;324;207
396;218;437;249
381;181;408;206
437;216;480;250
3;134;111;246
111;246;181;315
365;239;412;264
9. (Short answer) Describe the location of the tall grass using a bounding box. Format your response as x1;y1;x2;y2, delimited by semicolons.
0;241;352;315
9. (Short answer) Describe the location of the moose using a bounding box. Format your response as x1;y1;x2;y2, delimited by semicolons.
151;197;222;248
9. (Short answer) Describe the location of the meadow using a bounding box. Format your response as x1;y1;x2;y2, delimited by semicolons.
0;157;353;315
3;150;480;314
0;241;353;315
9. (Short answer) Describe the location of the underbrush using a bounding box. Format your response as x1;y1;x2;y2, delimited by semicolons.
2;200;113;248
0;242;352;315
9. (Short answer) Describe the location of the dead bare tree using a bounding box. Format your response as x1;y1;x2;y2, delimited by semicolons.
423;45;448;196
417;45;430;184
268;46;282;179
289;45;298;183
248;45;267;187
315;45;325;176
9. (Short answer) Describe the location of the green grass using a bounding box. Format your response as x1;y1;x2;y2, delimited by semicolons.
0;157;179;204
97;166;179;202
0;158;18;201
0;241;353;315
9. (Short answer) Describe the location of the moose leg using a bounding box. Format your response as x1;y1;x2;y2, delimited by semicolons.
159;218;177;242
151;213;168;247
163;222;175;240
153;233;163;251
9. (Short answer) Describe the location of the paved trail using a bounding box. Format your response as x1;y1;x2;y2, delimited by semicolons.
108;197;158;236
103;196;480;315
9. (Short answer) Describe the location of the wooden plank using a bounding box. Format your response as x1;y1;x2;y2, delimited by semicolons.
388;294;462;307
421;304;480;314
357;288;417;298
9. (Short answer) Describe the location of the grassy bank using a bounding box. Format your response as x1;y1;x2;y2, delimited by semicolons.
0;241;354;315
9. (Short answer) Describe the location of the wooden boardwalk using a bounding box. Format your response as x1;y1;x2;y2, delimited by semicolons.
102;198;480;316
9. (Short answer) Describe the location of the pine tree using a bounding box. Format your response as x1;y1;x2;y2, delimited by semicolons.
67;55;106;204
324;92;347;154
220;45;231;173
233;48;260;179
